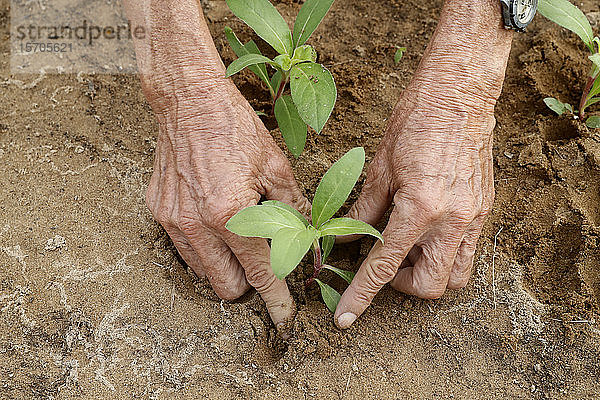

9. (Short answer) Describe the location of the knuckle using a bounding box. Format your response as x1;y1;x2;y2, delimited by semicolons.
206;200;240;230
213;281;247;301
244;265;276;290
453;205;478;224
480;204;493;218
155;205;172;227
176;213;200;235
414;284;446;300
401;189;444;223
365;257;401;286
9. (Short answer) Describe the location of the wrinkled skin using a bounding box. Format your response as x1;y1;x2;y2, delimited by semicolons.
126;0;514;331
144;85;310;328
334;0;513;328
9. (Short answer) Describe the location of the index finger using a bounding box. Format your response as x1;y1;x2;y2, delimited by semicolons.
334;200;427;329
222;232;296;330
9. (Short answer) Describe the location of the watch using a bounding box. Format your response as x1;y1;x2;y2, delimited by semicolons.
500;0;538;32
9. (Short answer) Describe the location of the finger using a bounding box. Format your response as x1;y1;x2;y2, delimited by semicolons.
346;151;393;226
334;198;427;329
447;216;485;289
187;227;251;300
222;232;295;328
391;229;464;299
163;224;206;278
264;155;311;216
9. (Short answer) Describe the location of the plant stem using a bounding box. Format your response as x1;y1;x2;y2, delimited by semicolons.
579;75;596;118
271;72;289;114
306;239;322;287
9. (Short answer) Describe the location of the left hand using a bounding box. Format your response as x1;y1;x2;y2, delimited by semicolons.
333;0;513;329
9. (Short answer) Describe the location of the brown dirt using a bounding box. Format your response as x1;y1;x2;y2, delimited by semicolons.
1;0;600;399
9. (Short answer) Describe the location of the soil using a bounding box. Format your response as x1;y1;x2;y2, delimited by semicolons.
1;0;600;399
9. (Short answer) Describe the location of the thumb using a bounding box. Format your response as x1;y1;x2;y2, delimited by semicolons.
264;155;311;216
347;151;392;226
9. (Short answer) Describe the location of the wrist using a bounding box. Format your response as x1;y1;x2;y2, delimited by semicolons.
124;0;232;113
410;0;512;109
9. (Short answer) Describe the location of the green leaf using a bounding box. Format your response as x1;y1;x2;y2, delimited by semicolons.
262;200;310;227
394;47;406;64
226;0;294;55
322;265;355;285
319;218;383;243
226;204;307;238
270;227;319;279
584;97;600;109
543;97;571;115
591;54;600;69
255;110;268;117
290;62;336;133
275;95;308;157
271;70;283;94
274;54;293;71
321;235;335;262
315;279;341;312
226;53;273;78
224;27;271;89
588;76;600;100
293;0;335;47
586;116;600;128
312;147;365;228
293;44;317;63
538;0;594;51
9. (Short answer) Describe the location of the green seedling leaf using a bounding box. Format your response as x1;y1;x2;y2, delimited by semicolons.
271;70;283;94
226;204;307;238
255;110;268;117
290;62;336;133
226;0;293;55
315;279;341;312
588;76;600;100
394;47;406;64
293;0;335;48
271;227;319;279
293;44;317;63
275;95;308;157
322;265;355;285
262;200;310;227
538;0;594;51
543;97;571;115
312;147;365;227
226;53;273;78
319;217;384;243
591;54;600;69
321;235;335;263
586;116;600;128
224;27;271;89
274;54;293;71
584;97;600;109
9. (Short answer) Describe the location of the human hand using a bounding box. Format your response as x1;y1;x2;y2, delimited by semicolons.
145;83;309;328
334;0;513;329
123;0;309;328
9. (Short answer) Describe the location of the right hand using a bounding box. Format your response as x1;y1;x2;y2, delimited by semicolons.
145;81;310;328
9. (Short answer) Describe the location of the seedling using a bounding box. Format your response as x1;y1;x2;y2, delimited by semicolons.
226;147;383;312
394;46;407;64
539;0;600;128
224;0;337;156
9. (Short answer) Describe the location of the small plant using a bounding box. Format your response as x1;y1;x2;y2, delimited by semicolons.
539;0;600;128
394;46;406;64
224;0;337;156
226;147;383;312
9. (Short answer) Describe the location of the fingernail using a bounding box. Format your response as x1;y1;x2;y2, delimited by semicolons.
337;312;357;329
